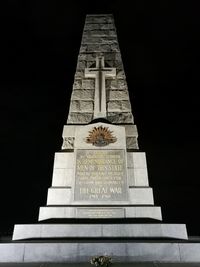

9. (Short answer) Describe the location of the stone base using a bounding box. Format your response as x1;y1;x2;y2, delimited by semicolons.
12;223;188;241
1;241;200;263
39;206;162;221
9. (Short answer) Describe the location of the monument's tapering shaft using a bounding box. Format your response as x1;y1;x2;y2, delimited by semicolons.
63;14;139;151
67;14;133;125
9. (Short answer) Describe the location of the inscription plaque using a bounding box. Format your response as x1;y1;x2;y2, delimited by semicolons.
74;149;128;202
77;208;125;218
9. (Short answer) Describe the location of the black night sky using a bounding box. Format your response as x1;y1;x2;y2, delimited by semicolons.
1;1;200;237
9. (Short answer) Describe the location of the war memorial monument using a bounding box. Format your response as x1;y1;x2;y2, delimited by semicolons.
0;14;200;264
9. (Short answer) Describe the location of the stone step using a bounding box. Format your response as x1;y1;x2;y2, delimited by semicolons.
12;223;188;241
38;206;162;221
2;240;200;263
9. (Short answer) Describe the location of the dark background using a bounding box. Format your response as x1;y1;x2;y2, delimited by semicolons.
1;1;200;236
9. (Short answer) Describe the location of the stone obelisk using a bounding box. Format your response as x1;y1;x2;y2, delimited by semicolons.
37;13;162;221
11;15;190;258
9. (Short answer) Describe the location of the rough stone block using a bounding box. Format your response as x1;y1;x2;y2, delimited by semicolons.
118;79;127;89
116;70;126;79
108;90;129;100
106;79;118;89
125;125;138;137
82;36;117;45
80;44;88;53
82;79;95;89
84;30;116;37
62;137;74;149
67;113;93;124
107;101;132;112
76;60;87;69
126;137;139;149
84;23;114;31
86;15;114;24
107;112;134;124
72;79;82;89
72;89;94;100
87;44;111;52
70;100;93;112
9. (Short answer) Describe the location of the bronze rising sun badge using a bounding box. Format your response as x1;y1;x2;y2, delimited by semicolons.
86;126;117;147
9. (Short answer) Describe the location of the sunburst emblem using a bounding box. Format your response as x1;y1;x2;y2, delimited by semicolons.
86;126;117;147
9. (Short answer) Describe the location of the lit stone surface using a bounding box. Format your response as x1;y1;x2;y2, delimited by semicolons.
46;187;154;205
52;168;73;187
12;224;187;241
38;206;162;221
127;168;149;186
53;152;74;169
2;242;200;263
47;188;71;205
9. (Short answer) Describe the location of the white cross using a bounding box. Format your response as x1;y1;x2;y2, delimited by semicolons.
85;56;116;119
